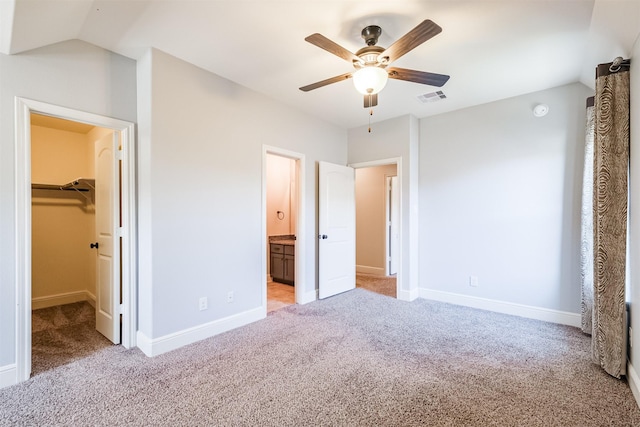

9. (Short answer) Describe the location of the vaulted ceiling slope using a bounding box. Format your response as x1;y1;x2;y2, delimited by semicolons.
2;0;639;129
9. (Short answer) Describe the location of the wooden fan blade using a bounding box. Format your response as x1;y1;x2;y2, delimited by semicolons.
378;20;442;64
387;67;450;87
364;93;378;108
299;72;353;92
305;33;362;64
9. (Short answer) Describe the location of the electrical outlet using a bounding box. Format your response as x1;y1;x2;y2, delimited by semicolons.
199;297;208;311
227;291;234;303
469;276;479;287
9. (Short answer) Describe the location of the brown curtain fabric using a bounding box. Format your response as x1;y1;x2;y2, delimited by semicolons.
591;62;630;378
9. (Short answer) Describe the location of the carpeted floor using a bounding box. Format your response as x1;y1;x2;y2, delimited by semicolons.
2;289;640;426
356;273;396;298
31;302;112;376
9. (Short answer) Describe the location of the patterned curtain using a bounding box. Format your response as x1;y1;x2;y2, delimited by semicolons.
587;60;630;379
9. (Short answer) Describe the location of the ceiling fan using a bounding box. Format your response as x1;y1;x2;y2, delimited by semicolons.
299;19;450;108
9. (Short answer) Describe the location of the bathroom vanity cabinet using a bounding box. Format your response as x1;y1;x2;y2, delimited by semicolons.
270;242;294;285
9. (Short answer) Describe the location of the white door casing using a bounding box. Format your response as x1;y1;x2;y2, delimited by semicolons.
95;131;120;344
318;161;355;299
14;97;136;384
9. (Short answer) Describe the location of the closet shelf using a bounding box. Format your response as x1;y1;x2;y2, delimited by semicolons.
32;178;95;193
32;178;95;203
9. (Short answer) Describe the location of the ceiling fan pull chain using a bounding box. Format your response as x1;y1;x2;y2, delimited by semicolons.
368;93;373;133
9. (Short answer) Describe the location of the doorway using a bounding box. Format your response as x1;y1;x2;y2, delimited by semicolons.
15;98;137;383
262;146;306;313
30;115;108;373
351;159;401;298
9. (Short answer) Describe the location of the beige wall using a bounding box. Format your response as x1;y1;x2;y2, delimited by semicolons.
355;164;397;275
266;154;296;237
31;124;97;308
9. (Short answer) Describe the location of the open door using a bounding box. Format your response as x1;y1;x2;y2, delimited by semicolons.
319;161;355;299
94;131;121;344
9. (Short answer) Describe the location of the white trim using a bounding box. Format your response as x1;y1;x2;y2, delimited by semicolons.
628;360;640;409
349;157;399;169
0;364;17;389
356;265;385;276
136;307;264;357
420;288;581;327
398;288;419;302
14;97;137;384
298;288;318;305
349;158;405;300
31;291;96;310
262;146;307;307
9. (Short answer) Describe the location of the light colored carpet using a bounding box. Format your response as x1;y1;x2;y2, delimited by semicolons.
356;273;396;298
2;289;639;426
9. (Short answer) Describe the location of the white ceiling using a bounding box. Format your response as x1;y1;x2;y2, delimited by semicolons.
2;0;639;129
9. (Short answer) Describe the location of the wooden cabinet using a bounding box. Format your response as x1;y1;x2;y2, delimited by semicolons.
270;243;294;285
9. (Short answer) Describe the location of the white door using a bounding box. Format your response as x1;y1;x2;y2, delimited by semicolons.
95;131;120;344
388;176;400;275
319;161;355;299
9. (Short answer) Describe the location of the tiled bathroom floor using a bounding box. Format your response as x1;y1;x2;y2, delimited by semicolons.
267;281;295;312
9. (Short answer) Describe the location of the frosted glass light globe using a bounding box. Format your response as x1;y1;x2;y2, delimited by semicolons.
352;67;388;95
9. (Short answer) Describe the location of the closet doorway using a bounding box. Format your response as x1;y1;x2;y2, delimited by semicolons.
30;115;118;374
15;98;137;383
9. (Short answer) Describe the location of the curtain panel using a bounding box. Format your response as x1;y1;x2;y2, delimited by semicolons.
587;61;630;379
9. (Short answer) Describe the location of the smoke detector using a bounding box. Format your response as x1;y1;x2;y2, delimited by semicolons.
533;104;549;117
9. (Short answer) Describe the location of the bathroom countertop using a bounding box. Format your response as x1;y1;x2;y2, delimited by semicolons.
271;240;295;246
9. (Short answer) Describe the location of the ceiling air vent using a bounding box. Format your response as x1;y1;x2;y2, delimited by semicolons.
417;91;447;103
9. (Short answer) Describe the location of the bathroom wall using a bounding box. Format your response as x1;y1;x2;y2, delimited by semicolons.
355;164;397;275
266;154;297;237
31;123;97;308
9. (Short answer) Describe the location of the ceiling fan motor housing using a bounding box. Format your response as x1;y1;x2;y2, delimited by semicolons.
354;45;386;68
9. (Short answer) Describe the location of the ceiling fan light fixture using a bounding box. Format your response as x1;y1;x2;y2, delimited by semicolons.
352;66;388;95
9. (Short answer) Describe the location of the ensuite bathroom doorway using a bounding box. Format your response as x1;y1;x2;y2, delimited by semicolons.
264;150;302;312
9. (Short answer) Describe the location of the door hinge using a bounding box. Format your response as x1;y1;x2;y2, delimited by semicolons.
116;149;123;161
118;304;124;314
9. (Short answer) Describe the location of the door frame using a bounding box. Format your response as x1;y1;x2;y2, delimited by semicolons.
385;175;399;276
262;145;307;309
15;97;137;382
350;157;402;296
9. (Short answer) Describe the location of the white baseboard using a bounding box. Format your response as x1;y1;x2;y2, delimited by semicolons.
628;360;640;409
136;307;264;357
397;287;419;302
0;364;17;389
32;290;96;310
356;265;385;276
419;288;581;327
